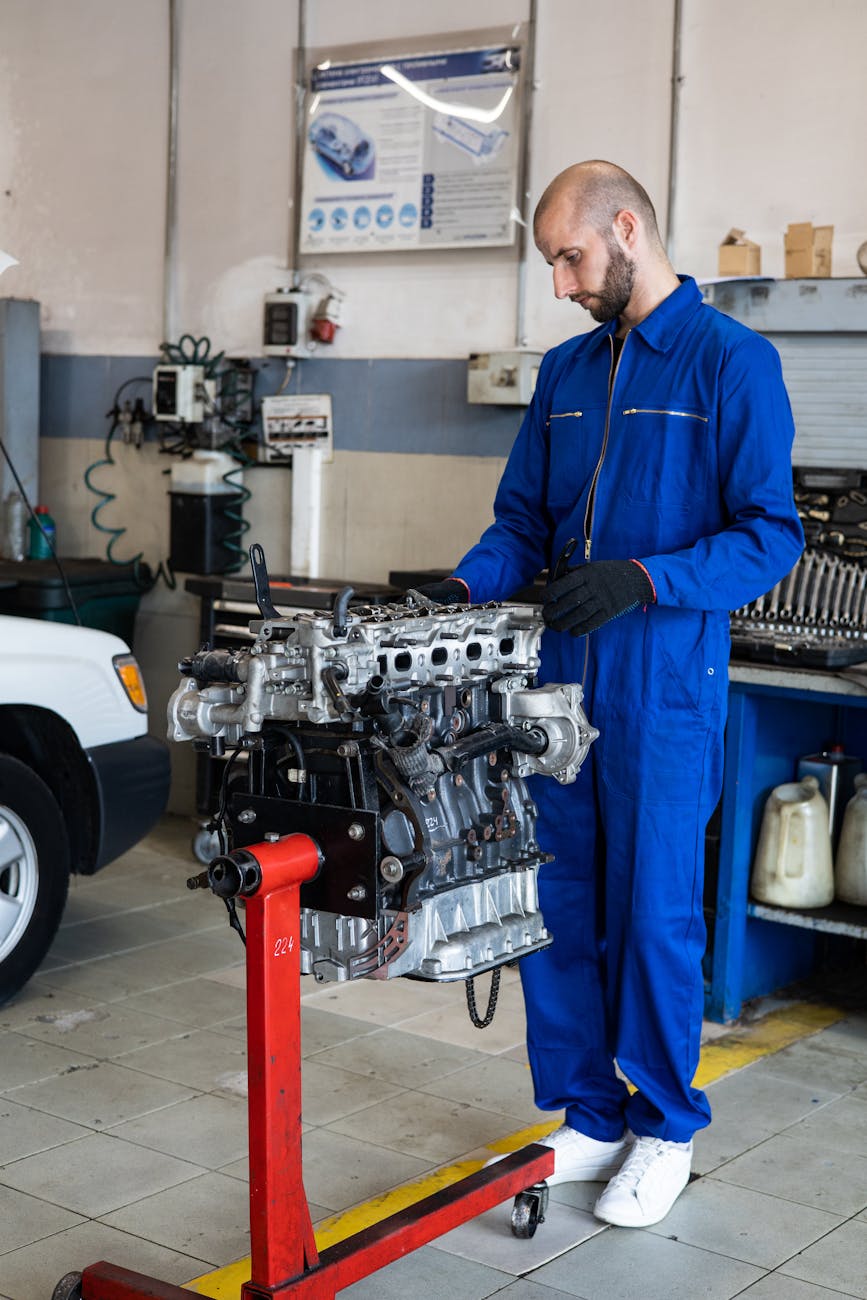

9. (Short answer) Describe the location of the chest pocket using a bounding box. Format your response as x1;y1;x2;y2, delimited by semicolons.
546;405;606;508
618;406;712;509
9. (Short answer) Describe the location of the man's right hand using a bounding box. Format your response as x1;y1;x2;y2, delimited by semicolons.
406;578;470;604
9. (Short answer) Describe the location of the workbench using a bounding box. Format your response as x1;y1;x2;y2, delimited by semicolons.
706;661;867;1022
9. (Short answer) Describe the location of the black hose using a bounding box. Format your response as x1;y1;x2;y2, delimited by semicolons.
322;662;352;716
332;585;354;637
441;723;548;769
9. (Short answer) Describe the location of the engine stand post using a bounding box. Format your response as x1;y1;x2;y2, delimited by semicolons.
75;832;554;1300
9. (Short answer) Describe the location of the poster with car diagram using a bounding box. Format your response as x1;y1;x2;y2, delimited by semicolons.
300;38;523;253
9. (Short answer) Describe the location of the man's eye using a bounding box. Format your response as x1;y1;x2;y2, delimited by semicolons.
565;252;579;265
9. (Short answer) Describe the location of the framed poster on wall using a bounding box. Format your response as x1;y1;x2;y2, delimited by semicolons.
299;29;526;254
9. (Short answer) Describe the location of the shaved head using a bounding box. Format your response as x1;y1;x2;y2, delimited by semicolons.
534;161;663;250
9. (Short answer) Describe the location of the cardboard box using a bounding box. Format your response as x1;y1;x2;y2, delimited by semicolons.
784;222;833;277
718;229;761;277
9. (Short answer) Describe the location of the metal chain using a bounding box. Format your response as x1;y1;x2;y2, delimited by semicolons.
465;969;501;1028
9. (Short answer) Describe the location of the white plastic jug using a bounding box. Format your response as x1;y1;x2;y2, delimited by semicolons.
835;773;867;906
750;775;834;909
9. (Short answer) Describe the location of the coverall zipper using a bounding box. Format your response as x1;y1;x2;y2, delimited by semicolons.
583;333;629;561
622;407;708;423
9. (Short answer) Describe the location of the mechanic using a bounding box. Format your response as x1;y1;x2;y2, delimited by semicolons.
414;160;804;1228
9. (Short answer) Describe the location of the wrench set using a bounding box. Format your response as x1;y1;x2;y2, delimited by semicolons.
731;545;867;668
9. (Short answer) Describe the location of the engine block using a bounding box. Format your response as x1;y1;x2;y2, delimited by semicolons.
169;592;597;984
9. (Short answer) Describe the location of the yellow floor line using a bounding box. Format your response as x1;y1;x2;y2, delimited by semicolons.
185;1000;844;1298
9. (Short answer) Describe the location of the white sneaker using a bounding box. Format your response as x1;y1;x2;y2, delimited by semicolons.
536;1123;632;1185
593;1136;692;1227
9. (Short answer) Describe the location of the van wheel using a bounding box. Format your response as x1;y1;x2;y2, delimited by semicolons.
0;755;70;1006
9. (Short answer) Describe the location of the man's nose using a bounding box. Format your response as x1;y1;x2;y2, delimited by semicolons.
553;264;575;299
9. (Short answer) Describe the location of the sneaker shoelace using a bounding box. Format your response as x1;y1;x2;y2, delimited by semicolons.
611;1137;669;1191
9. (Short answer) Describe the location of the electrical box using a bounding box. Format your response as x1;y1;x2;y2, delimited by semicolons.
153;364;214;423
256;394;333;463
467;350;543;406
263;290;317;359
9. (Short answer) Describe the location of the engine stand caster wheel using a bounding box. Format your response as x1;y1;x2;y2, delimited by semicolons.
51;1273;82;1300
510;1180;549;1238
192;823;222;865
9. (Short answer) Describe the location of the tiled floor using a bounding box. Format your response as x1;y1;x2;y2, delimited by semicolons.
0;816;865;1299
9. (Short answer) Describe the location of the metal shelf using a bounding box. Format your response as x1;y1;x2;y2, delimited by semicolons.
747;898;867;939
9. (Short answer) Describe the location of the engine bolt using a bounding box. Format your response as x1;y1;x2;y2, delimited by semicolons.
380;856;405;883
348;822;365;841
500;770;510;782
488;752;498;766
426;789;436;802
347;885;367;901
238;808;256;824
264;831;280;842
454;774;464;786
337;742;359;757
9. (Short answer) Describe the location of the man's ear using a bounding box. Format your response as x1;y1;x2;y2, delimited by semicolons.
612;209;639;251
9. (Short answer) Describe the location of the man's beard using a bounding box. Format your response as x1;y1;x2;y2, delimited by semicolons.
586;240;636;323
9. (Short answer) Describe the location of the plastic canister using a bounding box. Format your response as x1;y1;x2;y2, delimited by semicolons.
750;775;834;909
835;773;867;906
169;450;239;495
797;747;862;847
26;504;56;559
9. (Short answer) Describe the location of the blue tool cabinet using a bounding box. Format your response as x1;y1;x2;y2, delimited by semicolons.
706;664;867;1022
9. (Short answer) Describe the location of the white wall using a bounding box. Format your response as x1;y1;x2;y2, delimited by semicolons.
5;0;866;357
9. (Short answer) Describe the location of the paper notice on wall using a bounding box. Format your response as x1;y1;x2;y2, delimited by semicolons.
0;249;18;277
300;45;522;254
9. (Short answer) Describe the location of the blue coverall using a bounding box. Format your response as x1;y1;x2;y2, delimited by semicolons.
453;276;804;1143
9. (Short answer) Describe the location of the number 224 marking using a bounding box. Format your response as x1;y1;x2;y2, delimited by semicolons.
274;936;295;957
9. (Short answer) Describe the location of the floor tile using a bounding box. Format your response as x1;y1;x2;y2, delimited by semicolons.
108;1094;248;1168
0;982;82;1032
785;1093;867;1156
301;1059;405;1125
0;1097;90;1165
645;1173;842;1267
309;1026;488;1087
0;1219;210;1300
338;1242;511;1299
100;1170;251;1267
0;1033;96;1091
711;1133;867;1216
396;994;527;1055
14;1003;179;1059
218;1155;248;1182
528;1226;764;1299
419;1054;548;1124
7;1060;194;1128
114;1027;247;1092
48;905;219;963
489;1284;583;1299
0;1131;202;1217
300;1006;377;1055
703;1062;841;1132
300;973;458;1026
735;1274;862;1299
435;1197;605;1274
692;1112;776;1176
119;977;248;1029
37;933;243;1003
325;1089;521;1164
299;1129;430;1212
778;1218;867;1297
749;1035;867;1094
0;1184;82;1255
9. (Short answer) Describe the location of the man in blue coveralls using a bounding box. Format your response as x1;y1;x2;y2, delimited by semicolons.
416;161;804;1227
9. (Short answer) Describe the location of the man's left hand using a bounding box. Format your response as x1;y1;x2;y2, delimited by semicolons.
543;560;655;636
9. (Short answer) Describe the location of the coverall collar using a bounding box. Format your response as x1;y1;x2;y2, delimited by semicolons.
584;275;702;356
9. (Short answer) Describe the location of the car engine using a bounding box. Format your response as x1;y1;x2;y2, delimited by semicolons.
168;549;597;988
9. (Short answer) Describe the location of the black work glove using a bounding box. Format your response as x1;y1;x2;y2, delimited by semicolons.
407;577;469;605
543;559;654;636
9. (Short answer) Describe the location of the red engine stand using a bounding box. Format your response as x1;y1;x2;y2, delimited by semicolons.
77;833;553;1299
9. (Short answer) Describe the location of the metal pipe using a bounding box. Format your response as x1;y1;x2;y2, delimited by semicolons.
514;1;538;347
289;0;308;279
163;0;181;343
665;0;684;262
